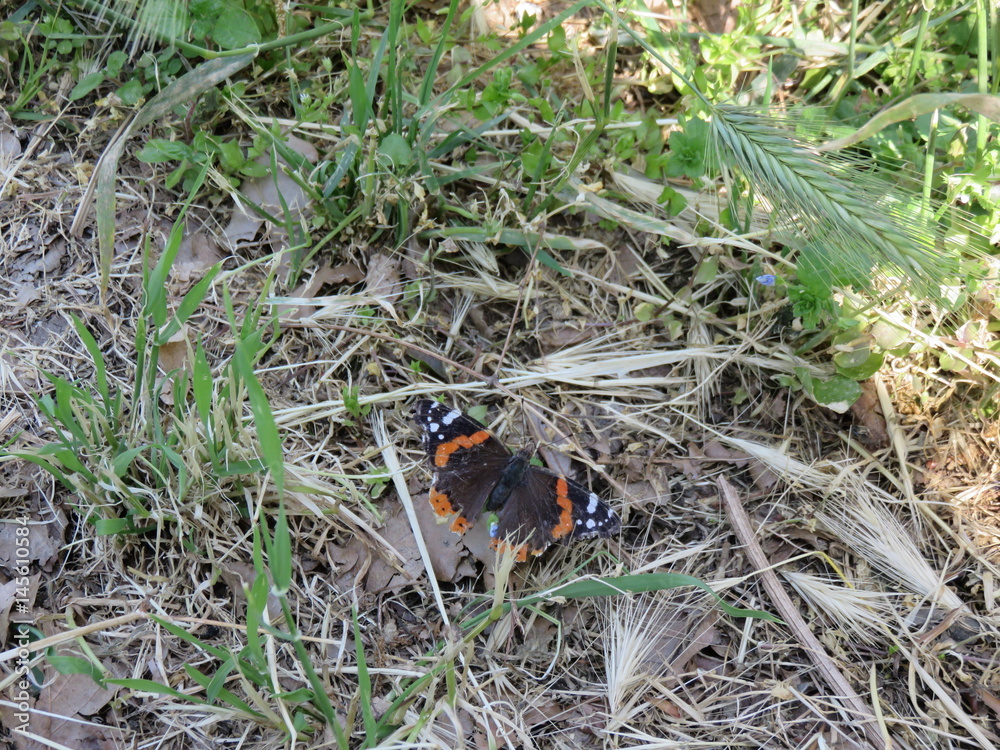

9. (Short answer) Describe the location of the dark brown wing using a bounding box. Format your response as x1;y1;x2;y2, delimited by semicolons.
412;400;512;533
492;465;619;559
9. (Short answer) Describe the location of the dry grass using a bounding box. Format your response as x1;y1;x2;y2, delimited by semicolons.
2;2;1000;750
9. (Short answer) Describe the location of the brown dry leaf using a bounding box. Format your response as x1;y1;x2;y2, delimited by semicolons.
0;508;67;573
537;320;592;352
221;208;262;247
365;253;402;306
155;326;190;406
849;380;889;448
520;699;564;728
12;283;41;312
224;133;318;249
700;440;749;464
279;263;366;320
748;460;779;491
13;241;65;282
1;671;122;750
217;561;281;619
171;228;223;283
156;325;189;375
0;576;36;643
649;697;684;719
459;518;497;573
0;105;22;160
365;508;423;592
412;492;464;581
330;535;368;593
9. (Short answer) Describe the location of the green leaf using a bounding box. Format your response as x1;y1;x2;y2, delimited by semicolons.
71;315;109;412
666;116;709;179
107;678;212;705
354;607;378;745
693;255;719;285
232;339;284;494
270;502;291;593
378;133;412;168
211;6;261;49
46;654;105;686
217;139;245;171
834;349;884;380
517;573;779;621
69;72;105;101
810;375;862;413
137;139;194;164
155;262;221;344
92;517;156;535
111;446;147;477
115;80;144;106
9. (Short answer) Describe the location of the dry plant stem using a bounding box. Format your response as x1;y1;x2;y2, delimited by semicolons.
717;477;891;750
0;609;148;664
310;324;516;394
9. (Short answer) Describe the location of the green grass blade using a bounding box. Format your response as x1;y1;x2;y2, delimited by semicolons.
93;53;255;294
354;606;378;747
155;262;222;345
232;338;284;496
521;573;780;621
70;315;110;414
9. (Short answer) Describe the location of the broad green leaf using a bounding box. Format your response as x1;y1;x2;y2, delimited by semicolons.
811;376;862;413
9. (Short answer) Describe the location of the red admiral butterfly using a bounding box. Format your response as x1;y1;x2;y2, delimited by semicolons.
413;399;620;562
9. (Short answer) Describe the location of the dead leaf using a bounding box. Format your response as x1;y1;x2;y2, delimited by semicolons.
412;494;465;581
171;227;222;283
221;208;262;246
12;284;41;312
700;441;749;464
217;561;282;620
223;133;318;250
365;509;423;592
365;253;402;305
0;576;39;644
0;507;67;573
0;105;22;160
156;325;189;375
0;670;122;750
279;263;366;320
849;380;889;448
748;461;779;491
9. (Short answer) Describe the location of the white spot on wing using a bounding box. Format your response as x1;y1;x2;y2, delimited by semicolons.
586;519;596;529
587;494;598;514
442;409;461;425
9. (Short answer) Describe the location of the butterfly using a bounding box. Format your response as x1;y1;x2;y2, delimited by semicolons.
412;400;619;561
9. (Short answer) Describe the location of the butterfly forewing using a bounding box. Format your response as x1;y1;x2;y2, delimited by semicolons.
413;400;510;533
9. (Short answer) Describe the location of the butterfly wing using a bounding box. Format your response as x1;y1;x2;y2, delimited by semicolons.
412;400;512;534
492;465;620;561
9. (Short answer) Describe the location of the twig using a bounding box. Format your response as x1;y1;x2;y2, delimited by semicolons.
718;477;897;750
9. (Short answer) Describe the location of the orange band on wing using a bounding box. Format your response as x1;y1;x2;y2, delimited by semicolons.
551;477;575;539
434;430;492;467
430;488;472;533
450;516;472;533
429;488;455;517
